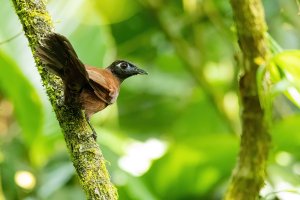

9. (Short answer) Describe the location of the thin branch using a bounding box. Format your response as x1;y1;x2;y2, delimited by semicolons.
11;0;117;199
0;31;22;45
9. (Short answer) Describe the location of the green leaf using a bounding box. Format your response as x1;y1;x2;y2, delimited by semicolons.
0;50;43;145
274;50;300;81
266;33;283;55
265;50;300;108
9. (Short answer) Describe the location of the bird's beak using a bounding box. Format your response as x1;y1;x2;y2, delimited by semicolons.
135;67;148;75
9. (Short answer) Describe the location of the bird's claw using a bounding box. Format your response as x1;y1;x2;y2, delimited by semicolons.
85;115;97;140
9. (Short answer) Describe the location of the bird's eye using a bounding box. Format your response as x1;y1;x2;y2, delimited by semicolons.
120;62;128;70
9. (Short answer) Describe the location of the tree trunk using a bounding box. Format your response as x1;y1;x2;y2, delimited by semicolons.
225;0;271;199
11;0;118;199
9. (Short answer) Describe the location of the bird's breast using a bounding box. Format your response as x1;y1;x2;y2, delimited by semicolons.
80;88;108;118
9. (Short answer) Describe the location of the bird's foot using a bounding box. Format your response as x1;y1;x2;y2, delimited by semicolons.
85;115;97;140
92;129;97;140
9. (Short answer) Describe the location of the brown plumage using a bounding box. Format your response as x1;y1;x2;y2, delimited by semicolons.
36;33;147;138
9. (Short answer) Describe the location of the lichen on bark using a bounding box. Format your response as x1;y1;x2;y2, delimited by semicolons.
11;0;118;199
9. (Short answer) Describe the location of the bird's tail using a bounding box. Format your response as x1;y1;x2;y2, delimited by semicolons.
36;33;89;103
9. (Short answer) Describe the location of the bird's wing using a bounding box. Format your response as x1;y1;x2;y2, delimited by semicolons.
86;67;119;105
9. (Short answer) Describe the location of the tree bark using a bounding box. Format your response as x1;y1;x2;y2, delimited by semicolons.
225;0;271;200
11;0;118;199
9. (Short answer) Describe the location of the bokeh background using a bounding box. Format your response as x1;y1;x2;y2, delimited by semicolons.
1;0;300;199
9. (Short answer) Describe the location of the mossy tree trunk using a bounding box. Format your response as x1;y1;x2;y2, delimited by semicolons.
11;0;118;199
225;0;271;200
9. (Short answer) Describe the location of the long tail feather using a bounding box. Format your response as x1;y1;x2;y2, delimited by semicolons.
36;33;89;102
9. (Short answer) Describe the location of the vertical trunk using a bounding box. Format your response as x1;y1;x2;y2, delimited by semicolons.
225;0;271;199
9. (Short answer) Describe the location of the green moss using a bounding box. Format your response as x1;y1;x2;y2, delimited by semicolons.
11;0;118;199
225;0;271;200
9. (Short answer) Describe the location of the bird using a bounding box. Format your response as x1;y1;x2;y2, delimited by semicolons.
36;33;148;139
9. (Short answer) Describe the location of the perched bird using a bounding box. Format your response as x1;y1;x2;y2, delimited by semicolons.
36;33;147;138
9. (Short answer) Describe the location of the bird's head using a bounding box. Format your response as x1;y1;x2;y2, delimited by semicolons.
107;60;148;81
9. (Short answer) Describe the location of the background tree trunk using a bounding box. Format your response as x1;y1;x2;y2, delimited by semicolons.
225;0;271;199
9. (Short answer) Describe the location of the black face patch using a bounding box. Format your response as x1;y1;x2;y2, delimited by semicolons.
107;60;147;81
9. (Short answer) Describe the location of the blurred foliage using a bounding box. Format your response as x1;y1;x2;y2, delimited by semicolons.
1;0;300;199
